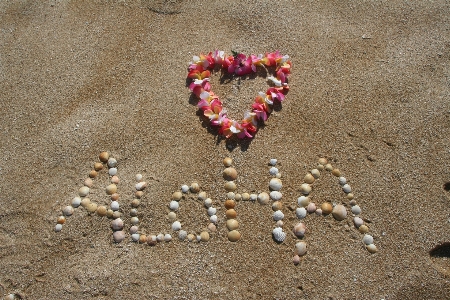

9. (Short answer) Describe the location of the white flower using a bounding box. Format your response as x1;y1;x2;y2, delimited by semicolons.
268;75;282;87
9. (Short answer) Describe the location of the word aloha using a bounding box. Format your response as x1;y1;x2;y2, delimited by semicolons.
187;50;292;139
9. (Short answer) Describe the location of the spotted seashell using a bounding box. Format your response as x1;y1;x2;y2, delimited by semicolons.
272;227;286;242
296;207;307;219
273;210;284;221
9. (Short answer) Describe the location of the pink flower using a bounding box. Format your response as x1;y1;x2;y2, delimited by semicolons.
228;54;254;75
267;87;285;103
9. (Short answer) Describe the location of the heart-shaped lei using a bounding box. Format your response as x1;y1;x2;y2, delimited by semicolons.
187;50;292;139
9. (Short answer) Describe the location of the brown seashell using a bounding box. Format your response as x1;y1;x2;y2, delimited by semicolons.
190;182;200;193
57;216;66;224
200;231;210;242
106;209;114;218
81;197;91;208
332;204;347;221
89;170;98;178
113;231;125;243
228;230;241;242
208;223;217;232
135;191;144;198
321;202;333;215
293;255;301;265
304;173;315;184
294;241;307;256
359;224;369;233
97;205;107;217
94;162;103;171
224;199;236;209
223;167;238;181
131;199;140;208
112;211;121;219
172;191;183;201
272;201;282;211
293;223;306;238
223;157;233;167
111;176;119;184
139;234;147;244
332;169;341;177
325;164;333;171
111;218;124;231
99;152;109;163
241;193;250;201
318;158;327;165
226;219;239;230
226;209;237;219
224;181;237;192
147;235;157;246
106;184;117;195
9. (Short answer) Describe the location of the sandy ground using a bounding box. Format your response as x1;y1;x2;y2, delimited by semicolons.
0;0;449;299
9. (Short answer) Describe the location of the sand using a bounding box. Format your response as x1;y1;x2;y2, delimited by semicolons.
0;1;449;299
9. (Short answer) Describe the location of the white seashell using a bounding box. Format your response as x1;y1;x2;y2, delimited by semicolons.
55;224;63;232
354;217;364;228
276;173;282;179
178;230;187;240
207;207;217;216
129;226;138;234
198;191;207;200
79;186;90;197
257;192;270;205
342;184;352;193
306;202;316;213
107;158;117;168
227;192;235;199
210;215;218;224
250;194;257;201
294;241;307;256
310;169;320;179
272;227;286;242
156;233;164;242
172;221;181;231
164;234;172;242
269;178;282;191
109;167;117;176
269;167;279;176
332;204;347;221
135;182;147;191
181;185;189;193
270;158;277;166
273;210;284;221
130;217;139;225
131;233;140;242
270;191;282;201
300;183;312;195
135;174;143;182
296;207;307;219
363;234;374;245
62;206;74;216
351;205;361;215
72;197;81;208
297;196;310;207
293;223;306;238
111;201;119;211
204;198;213;208
315;208;323;215
169;201;179;211
113;231;125;243
339;177;347;185
111;218;124;231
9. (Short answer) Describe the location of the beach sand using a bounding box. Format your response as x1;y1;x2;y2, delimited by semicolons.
0;1;449;299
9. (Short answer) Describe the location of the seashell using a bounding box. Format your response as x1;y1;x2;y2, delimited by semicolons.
224;181;237;192
223;167;238;181
156;233;164;242
172;191;182;201
89;170;98;178
366;244;378;253
131;199;140;208
342;184;352;193
84;178;93;188
296;207;307;219
164;234;172;242
148;235;157;246
190;182;200;193
315;208;323;215
351;205;361;215
208;223;217;232
109;167;117;176
139;234;147;244
228;230;241;242
198;191;207;200
130;208;138;217
210;215;218;224
196;235;201;242
111;193;119;201
181;185;189;193
57;216;66;224
339;177;347;185
293;255;300;265
204;198;213;208
169;201;179;211
300;183;312;195
354;217;364;228
72;197;81;208
97;206;107;217
325;163;333;171
113;231;125;243
131;234;140;242
332;168;341;177
250;194;257;201
272;201;282;211
110;176;119;184
172;221;181;231
106;209;114;218
226;219;239;230
349;199;357;206
257;192;270;205
200;231;210;242
310;169;320;179
226;192;235;200
110;201;119;211
62;206;74;216
317;164;324;171
224;199;235;209
168;211;177;221
269;178;282;191
107;157;117;168
332;204;347;221
362;234;374;245
105;184;117;195
318;158;327;165
223;157;233;167
294;241;307;256
270;191;282;201
276;173;282;179
304;173;315;184
99;151;109;162
55;224;63;232
178;230;187;241
272;227;286;242
81;197;91;208
79;186;90;197
235;194;242;201
94;162;103;171
226;209;237;219
269;167;279;176
129;226;138;234
293;223;306;238
130;217;139;225
207;207;217;216
306;202;316;213
135;191;144;198
112;211;121;219
241;193;250;201
86;203;98;213
359;224;369;233
187;234;196;242
135;182;147;191
276;220;284;227
347;193;354;200
135;174;143;182
111;218;124;231
269;158;277;166
297;196;310;207
273;210;285;221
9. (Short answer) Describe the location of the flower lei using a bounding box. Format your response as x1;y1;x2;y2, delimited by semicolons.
187;50;292;139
